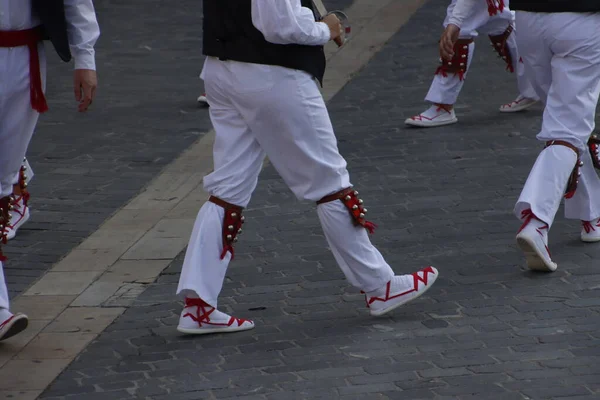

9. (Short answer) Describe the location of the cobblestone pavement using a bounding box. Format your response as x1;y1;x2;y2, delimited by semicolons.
37;0;600;399
3;0;353;298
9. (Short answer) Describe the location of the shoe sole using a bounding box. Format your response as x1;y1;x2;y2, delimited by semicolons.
6;208;30;241
516;235;557;272
499;101;538;113
0;315;28;342
177;323;255;335
581;235;600;243
370;268;439;317
405;118;457;128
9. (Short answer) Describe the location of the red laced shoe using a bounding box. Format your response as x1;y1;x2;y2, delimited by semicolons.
581;217;600;243
363;266;439;317
515;209;557;272
499;95;538;113
177;297;254;335
4;195;30;241
405;106;457;128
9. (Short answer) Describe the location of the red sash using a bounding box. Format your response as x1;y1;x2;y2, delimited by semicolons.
0;26;48;113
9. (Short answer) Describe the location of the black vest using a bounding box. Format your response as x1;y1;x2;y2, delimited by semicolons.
32;0;71;62
202;0;327;85
510;0;600;12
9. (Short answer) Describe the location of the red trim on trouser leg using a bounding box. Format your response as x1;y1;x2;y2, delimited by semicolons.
489;25;515;73
435;38;473;81
208;196;245;260
545;140;581;199
317;187;377;234
183;298;249;327
0;196;14;261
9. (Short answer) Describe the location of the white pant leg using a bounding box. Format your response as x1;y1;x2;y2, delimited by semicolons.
0;44;46;310
0;44;45;198
514;11;600;226
424;41;475;105
507;11;539;101
513;52;538;100
317;203;394;292
515;146;577;227
425;1;491;105
208;59;393;293
176;59;267;307
506;30;538;100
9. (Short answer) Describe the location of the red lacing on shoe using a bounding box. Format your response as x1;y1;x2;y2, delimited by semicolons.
18;163;30;207
410;107;451;122
519;209;551;257
3;196;26;234
183;298;249;328
517;209;535;234
535;225;551;257
582;220;600;234
362;266;436;307
502;97;531;109
487;0;504;15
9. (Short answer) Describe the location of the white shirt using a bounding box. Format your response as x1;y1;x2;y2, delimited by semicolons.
251;0;331;46
447;0;479;27
0;0;100;70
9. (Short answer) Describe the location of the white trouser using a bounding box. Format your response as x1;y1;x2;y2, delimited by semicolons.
514;11;600;226
176;58;394;308
0;43;46;310
425;0;537;105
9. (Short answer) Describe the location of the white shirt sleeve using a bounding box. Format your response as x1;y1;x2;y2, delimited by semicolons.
63;0;101;70
447;0;479;27
251;0;330;46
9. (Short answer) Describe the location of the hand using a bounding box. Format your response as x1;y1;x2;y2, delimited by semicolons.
439;24;461;60
73;69;97;112
321;13;343;46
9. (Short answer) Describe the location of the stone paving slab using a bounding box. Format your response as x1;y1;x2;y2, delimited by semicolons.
34;0;600;399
